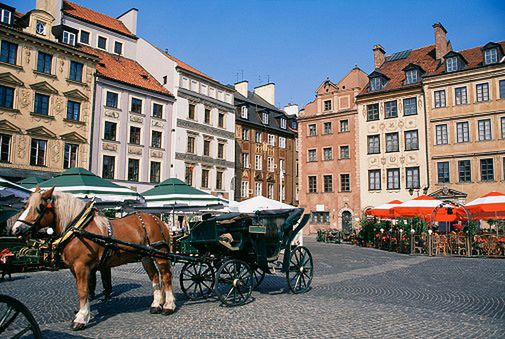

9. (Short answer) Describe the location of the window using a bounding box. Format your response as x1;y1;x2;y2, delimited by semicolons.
37;52;52;74
385;100;397;118
150;162;161;183
267;157;274;172
268;134;275;146
308;176;317;193
216;171;223;190
242;153;250;168
280;118;287;129
64;143;78;169
476;83;489;102
446;57;458;72
308;124;316;136
435;124;448;145
185;164;193;185
0;41;17;64
241;181;249;198
405;130;419;151
104;121;117;141
323;175;332;192
0;9;11;24
324;100;332;111
128;159;140;181
340;145;350;159
267;183;274;199
152;103;163;119
323;122;332;134
106;91;118;108
255;182;262;196
79;30;90;44
434;90;446;108
340;120;349;132
66;101;80;121
458;160;471;183
187;136;195;153
502;117;505;139
323;147;332;161
97;36;107;50
255;155;262;170
456;122;470;143
217;143;224;159
218;112;225;127
311;212;330;224
131;98;142;114
0;85;14;109
30;139;46;166
405;70;418;84
114;41;123;55
480;158;494;181
255;131;262;143
406;167;420;189
62;31;76;45
204;108;211;123
203;139;210;156
386;132;399;152
403;97;417;115
102;155;115;179
240;106;248;119
188;104;195;119
69;61;83;82
478;119;492;141
0;134;10;162
129;126;141;145
279;137;286;149
279;159;285;172
308;149;317;162
368;170;381;190
437;162;450;183
367;135;380;154
455;87;467;105
367;103;379;121
340;174;350;192
163;76;167;85
387;168;400;190
241;128;249;141
484;48;498;65
262;112;269;124
34;93;49;115
500;80;505;99
152;131;162;148
370;77;383;91
201;169;209;188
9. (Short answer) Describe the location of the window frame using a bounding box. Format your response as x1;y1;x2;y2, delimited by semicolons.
403;97;418;116
367;135;380;154
368;170;381;191
458;160;471;183
385;100;398;118
456;121;470;143
454;86;468;105
435;124;449;145
63;143;78;169
404;130;419;151
30;138;47;166
367;103;379;121
66;100;80;121
102;155;115;179
79;30;90;45
97;35;108;50
434;89;446;108
480;158;494;182
437;161;450;183
476;83;490;102
387;168;400;190
62;31;76;46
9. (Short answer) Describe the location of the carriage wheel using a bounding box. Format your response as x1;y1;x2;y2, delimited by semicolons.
0;295;42;339
179;262;215;301
286;246;313;294
251;265;266;290
214;259;253;307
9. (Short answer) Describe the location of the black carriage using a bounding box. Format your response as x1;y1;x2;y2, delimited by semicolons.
177;208;313;306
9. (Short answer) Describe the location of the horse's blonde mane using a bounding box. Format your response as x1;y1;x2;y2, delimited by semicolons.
52;191;108;231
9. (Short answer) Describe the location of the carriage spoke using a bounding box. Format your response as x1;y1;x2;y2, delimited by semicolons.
0;306;19;332
11;325;32;339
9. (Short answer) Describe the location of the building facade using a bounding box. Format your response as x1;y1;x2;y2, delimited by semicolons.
424;41;505;202
299;67;368;234
234;81;298;205
0;3;97;180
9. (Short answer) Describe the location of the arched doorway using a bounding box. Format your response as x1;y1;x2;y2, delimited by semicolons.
341;211;353;235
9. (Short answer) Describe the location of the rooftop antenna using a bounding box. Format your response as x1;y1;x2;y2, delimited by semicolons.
267;75;270;83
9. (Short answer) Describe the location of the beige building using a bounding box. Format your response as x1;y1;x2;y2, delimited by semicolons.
424;41;505;202
0;3;97;180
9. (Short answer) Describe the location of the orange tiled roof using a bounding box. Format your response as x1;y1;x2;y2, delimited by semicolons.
80;46;172;96
161;50;213;81
62;0;135;38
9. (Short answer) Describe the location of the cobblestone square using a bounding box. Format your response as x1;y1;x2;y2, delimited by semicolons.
1;238;504;338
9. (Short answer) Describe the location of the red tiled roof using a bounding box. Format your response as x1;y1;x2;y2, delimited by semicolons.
80;46;172;96
161;50;213;81
62;0;135;38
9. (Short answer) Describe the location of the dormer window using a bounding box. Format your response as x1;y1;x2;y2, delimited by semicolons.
280;118;287;129
241;106;248;119
262;112;269;124
0;9;11;25
370;77;383;91
446;57;458;72
62;31;76;46
484;48;498;65
405;70;418;84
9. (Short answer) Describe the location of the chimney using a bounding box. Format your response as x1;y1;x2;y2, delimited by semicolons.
117;8;138;35
433;22;449;60
234;80;248;97
36;0;62;23
283;104;299;117
373;44;386;69
254;83;275;106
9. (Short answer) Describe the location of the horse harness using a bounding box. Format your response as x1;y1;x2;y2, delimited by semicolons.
133;212;170;251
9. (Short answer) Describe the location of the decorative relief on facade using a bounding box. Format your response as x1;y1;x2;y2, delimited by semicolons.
24;49;31;65
20;89;31;108
380;157;386;165
407;154;417;164
175;152;234;168
398;120;404;129
399;155;405;164
102;143;118;152
369;157;378;166
379;123;385;130
152;120;164;128
367;124;378;133
30;115;53;125
51;142;60;163
177;119;234;139
53;97;64;115
389;156;397;163
59;59;65;74
17;134;26;160
406;119;416;128
150;150;164;158
104;110;120;119
128;146;143;155
130;115;143;123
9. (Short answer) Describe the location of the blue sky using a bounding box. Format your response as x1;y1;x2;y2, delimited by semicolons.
13;0;505;108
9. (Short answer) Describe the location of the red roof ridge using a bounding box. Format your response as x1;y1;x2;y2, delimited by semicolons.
159;48;214;81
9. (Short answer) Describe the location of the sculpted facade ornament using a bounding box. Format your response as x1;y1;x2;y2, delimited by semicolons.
175;152;234;168
17;135;26;160
25;49;31;64
59;59;65;74
53;97;64;115
20;89;31;108
128;146;143;155
104;110;120;119
152;120;164;128
177;119;234;140
150;150;164;158
102;142;118;152
130;115;143;123
51;141;61;163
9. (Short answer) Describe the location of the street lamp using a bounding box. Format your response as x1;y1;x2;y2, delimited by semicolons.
408;186;429;197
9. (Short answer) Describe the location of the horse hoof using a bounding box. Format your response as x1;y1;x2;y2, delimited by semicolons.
71;322;86;331
150;306;162;314
162;308;175;316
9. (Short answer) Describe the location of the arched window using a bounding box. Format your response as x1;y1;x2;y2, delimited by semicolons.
342;211;353;234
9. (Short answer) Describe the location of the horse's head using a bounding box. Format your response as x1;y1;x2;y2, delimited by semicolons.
11;186;56;238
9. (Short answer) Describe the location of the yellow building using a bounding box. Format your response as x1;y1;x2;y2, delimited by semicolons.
424;41;505;202
0;3;97;180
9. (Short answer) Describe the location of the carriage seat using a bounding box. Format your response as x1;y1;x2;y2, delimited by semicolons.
219;233;240;251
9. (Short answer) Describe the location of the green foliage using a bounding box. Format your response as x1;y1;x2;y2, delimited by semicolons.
464;220;479;236
101;208;117;218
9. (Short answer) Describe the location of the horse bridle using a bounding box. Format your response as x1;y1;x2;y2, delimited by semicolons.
16;198;54;237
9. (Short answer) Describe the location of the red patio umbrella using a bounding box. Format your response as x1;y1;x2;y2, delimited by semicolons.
365;200;402;219
391;195;467;222
465;191;505;220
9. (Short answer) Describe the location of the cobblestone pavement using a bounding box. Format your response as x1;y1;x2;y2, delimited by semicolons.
1;237;504;338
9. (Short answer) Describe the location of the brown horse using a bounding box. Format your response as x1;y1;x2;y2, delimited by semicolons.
11;187;175;330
